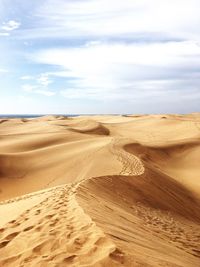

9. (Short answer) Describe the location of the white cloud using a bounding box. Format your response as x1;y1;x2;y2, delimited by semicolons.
33;41;200;100
0;32;10;36
2;20;21;31
21;73;53;85
0;68;8;73
35;89;55;96
37;74;52;86
22;84;37;92
22;83;55;96
33;41;200;76
20;75;34;80
17;0;199;41
21;73;55;96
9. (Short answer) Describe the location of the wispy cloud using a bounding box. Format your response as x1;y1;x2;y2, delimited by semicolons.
15;0;200;42
34;89;55;96
22;73;55;96
0;32;10;36
0;68;8;74
32;40;200;100
37;73;52;87
20;75;34;80
22;84;37;92
22;83;55;96
0;20;21;38
1;20;21;31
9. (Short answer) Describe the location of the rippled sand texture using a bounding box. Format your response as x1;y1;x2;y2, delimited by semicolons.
0;114;200;266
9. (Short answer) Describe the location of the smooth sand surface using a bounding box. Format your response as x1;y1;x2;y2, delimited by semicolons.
0;114;200;266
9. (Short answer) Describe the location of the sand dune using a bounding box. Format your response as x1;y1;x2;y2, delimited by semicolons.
0;114;200;266
125;140;200;194
68;120;110;135
77;173;200;266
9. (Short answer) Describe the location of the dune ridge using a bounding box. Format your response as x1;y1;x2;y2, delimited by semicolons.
0;114;200;266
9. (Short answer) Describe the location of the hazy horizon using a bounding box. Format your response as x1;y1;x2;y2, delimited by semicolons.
0;0;200;114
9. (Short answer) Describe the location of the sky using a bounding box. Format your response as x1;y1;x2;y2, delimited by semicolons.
0;0;200;114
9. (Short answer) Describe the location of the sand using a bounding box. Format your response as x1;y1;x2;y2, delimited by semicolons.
0;114;200;266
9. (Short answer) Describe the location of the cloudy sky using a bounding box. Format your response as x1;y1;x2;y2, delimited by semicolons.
0;0;200;114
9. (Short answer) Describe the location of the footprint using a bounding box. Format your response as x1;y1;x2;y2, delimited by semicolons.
62;255;76;263
49;218;59;227
9;220;16;224
10;222;21;228
35;226;43;232
4;232;19;241
34;209;41;215
0;240;10;248
32;241;49;254
0;228;5;234
109;248;125;264
23;226;34;232
45;214;54;219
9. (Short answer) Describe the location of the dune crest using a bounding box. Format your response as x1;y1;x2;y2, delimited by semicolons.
67;120;110;136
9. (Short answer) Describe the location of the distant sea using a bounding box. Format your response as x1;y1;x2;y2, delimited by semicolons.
0;114;80;119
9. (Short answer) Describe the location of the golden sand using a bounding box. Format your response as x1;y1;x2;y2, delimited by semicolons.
0;114;200;266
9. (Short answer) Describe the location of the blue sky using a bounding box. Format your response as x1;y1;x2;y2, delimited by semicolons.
0;0;200;114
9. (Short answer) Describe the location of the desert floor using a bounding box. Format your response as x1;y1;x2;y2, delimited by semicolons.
0;114;200;266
